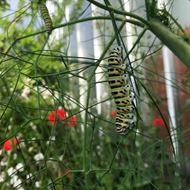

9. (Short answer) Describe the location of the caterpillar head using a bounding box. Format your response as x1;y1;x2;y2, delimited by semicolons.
110;46;123;56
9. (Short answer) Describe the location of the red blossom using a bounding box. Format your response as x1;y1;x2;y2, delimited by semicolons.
111;110;117;118
153;118;165;127
57;108;66;120
3;137;18;152
48;108;66;125
67;116;77;127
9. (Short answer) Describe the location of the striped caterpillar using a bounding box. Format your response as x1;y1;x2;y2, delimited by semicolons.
39;3;53;34
108;46;135;135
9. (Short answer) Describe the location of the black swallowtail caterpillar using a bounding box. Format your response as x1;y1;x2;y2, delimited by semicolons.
108;46;135;135
39;3;53;34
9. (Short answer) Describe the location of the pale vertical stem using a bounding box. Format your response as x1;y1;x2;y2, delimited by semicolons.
65;3;79;110
124;1;134;54
124;1;152;126
162;47;179;161
158;1;181;187
162;47;181;189
75;16;88;175
76;27;88;127
75;1;95;174
75;0;94;130
123;1;138;106
158;0;180;163
65;1;88;174
91;4;105;115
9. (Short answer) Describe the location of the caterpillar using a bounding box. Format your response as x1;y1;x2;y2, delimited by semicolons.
108;46;135;135
39;3;53;34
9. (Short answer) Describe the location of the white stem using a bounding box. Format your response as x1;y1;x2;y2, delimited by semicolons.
158;0;180;162
124;0;138;107
91;4;104;115
163;46;179;161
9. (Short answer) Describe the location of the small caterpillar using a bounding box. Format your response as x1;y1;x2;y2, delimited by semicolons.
108;46;135;135
39;3;53;34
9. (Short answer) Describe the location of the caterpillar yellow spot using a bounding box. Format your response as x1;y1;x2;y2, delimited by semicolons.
108;67;124;76
108;76;126;88
114;96;134;106
111;87;130;99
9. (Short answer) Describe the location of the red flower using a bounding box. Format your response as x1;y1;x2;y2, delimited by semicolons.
153;118;165;127
111;110;117;118
67;116;77;127
3;137;18;151
48;108;66;125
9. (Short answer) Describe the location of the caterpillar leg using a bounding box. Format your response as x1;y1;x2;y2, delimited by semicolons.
108;76;126;88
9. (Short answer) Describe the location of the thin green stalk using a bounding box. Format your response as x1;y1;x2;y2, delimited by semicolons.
33;35;50;118
0;70;20;123
1;16;144;67
138;80;175;157
0;52;33;65
166;11;185;34
87;0;149;26
104;0;121;45
125;27;147;60
148;19;190;68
